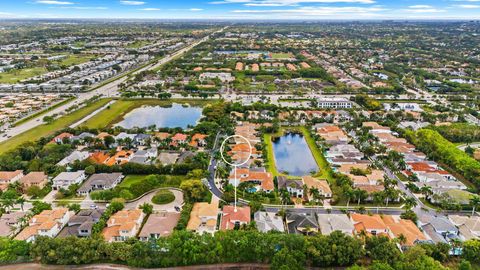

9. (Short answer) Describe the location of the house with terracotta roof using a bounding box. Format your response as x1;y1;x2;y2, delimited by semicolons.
300;62;311;69
189;134;208;148
155;132;171;141
350;213;389;237
139;212;180;240
102;209;145;242
382;215;427;248
220;205;251;230
19;172;48;190
228;167;274;193
235;62;244;71
171;133;188;146
97;132;111;140
187;200;219;235
89;150;134;166
104;150;134;166
302;176;332;199
89;151;110;164
51;132;74;144
0;170;23;191
15;208;72;242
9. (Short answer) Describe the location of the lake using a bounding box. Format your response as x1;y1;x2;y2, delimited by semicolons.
272;132;318;176
115;103;202;129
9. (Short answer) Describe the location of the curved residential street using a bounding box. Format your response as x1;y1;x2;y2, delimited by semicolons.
124;188;184;212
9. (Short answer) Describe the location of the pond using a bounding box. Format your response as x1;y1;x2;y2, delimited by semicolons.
115;103;202;129
272;132;318;176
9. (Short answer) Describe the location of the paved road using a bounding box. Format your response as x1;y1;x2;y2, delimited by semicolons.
207;132;224;199
124;188;184;212
69;100;117;128
457;143;480;151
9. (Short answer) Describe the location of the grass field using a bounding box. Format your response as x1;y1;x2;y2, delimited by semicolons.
81;98;212;129
263;126;333;182
0;55;92;84
0;98;112;155
118;175;147;188
126;40;151;49
57;55;93;66
270;52;294;59
0;67;47;84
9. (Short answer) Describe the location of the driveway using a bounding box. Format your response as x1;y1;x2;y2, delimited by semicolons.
125;188;184;212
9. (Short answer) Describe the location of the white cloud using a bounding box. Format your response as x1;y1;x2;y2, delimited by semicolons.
453;4;480;8
190;8;204;11
35;0;74;4
139;8;161;10
61;6;108;10
408;5;432;8
120;1;145;5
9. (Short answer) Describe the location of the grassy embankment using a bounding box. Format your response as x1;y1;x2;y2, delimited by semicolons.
263;126;333;182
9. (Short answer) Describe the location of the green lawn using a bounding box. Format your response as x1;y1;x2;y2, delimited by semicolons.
263;126;334;182
81;98;212;129
118;175;146;188
0;98;112;155
270;53;294;59
126;40;151;49
57;55;93;66
0;55;93;84
0;67;47;84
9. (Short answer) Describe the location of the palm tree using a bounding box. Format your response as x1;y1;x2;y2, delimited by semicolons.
280;189;290;206
309;187;320;203
344;188;354;209
354;189;367;206
404;197;418;210
373;192;384;213
420;186;433;199
16;197;26;211
397;234;407;246
470;196;480;216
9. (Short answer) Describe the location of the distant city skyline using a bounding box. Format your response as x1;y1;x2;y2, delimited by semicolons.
0;0;479;20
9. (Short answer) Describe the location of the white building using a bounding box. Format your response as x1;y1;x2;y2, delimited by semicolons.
52;170;86;190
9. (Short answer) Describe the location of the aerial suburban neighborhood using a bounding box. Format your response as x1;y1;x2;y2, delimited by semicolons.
0;2;479;269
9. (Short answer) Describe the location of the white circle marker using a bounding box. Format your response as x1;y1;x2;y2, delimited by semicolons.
220;134;253;212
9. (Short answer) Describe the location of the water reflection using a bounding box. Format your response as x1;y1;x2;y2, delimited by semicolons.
272;133;318;176
115;103;202;129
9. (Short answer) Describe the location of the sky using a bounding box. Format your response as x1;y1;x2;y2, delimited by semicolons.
0;0;479;20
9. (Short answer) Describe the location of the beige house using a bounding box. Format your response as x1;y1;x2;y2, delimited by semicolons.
0;170;24;191
19;172;48;190
102;209;145;242
187;200;219;235
15;208;71;242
